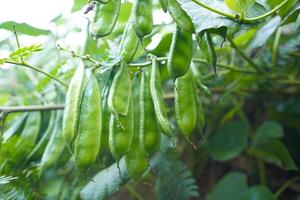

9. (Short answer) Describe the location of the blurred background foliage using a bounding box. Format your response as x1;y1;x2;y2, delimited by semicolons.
0;0;299;199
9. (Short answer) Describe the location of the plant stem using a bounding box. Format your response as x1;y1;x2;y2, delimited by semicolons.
272;27;283;71
190;0;289;23
125;185;146;200
0;104;64;115
275;176;300;197
226;36;267;75
4;61;68;88
190;0;236;20
243;0;289;22
257;159;267;185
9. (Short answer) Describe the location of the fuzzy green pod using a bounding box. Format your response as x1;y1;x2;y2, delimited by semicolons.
125;75;148;179
150;58;172;137
174;70;197;137
89;0;121;38
166;0;195;33
109;94;134;161
120;18;140;63
140;71;160;156
132;0;153;40
108;63;132;116
74;72;102;171
63;65;85;148
168;26;193;79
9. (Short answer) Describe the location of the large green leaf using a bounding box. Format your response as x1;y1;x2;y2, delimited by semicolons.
80;158;130;200
72;0;88;12
178;0;237;33
253;120;284;145
248;139;298;170
206;121;248;161
241;186;277;200
225;0;255;14
0;22;50;36
249;16;282;49
206;172;248;200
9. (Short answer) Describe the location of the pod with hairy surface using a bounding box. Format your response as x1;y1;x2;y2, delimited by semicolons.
132;0;153;40
166;0;195;33
168;26;193;79
63;65;85;148
108;62;132;116
120;18;140;63
175;70;197;137
150;58;172;137
140;70;160;156
74;72;102;171
125;75;148;179
109;91;134;161
89;0;121;38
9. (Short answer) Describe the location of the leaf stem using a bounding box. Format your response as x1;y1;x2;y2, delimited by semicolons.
190;0;236;20
243;0;289;22
190;0;289;23
125;185;146;200
226;36;267;75
257;159;267;185
275;176;300;197
0;104;64;115
4;60;68;88
272;27;283;71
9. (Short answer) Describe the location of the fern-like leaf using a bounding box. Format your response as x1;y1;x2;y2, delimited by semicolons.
9;44;43;61
155;154;200;200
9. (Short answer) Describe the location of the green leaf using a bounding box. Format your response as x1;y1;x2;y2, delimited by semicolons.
71;0;88;12
225;0;255;14
178;0;237;33
253;121;284;145
206;172;248;200
80;158;130;200
0;21;50;36
155;153;200;200
9;45;43;61
206;121;248;161
248;139;298;170
242;186;278;200
249;16;282;49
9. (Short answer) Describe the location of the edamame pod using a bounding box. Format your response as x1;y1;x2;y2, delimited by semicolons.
125;75;148;179
120;18;140;63
166;0;195;33
175;70;197;137
150;58;172;137
140;71;160;156
109;92;134;161
89;0;121;38
63;65;85;148
132;0;153;40
168;26;193;79
108;63;132;116
74;72;102;171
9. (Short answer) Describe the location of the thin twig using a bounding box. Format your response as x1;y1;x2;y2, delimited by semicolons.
226;36;267;75
12;25;24;63
4;60;68;88
275;176;300;197
0;104;64;114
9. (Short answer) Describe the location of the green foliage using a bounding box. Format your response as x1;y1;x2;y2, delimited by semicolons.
206;172;248;200
0;22;50;36
155;154;199;200
80;158;130;200
206;121;248;161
